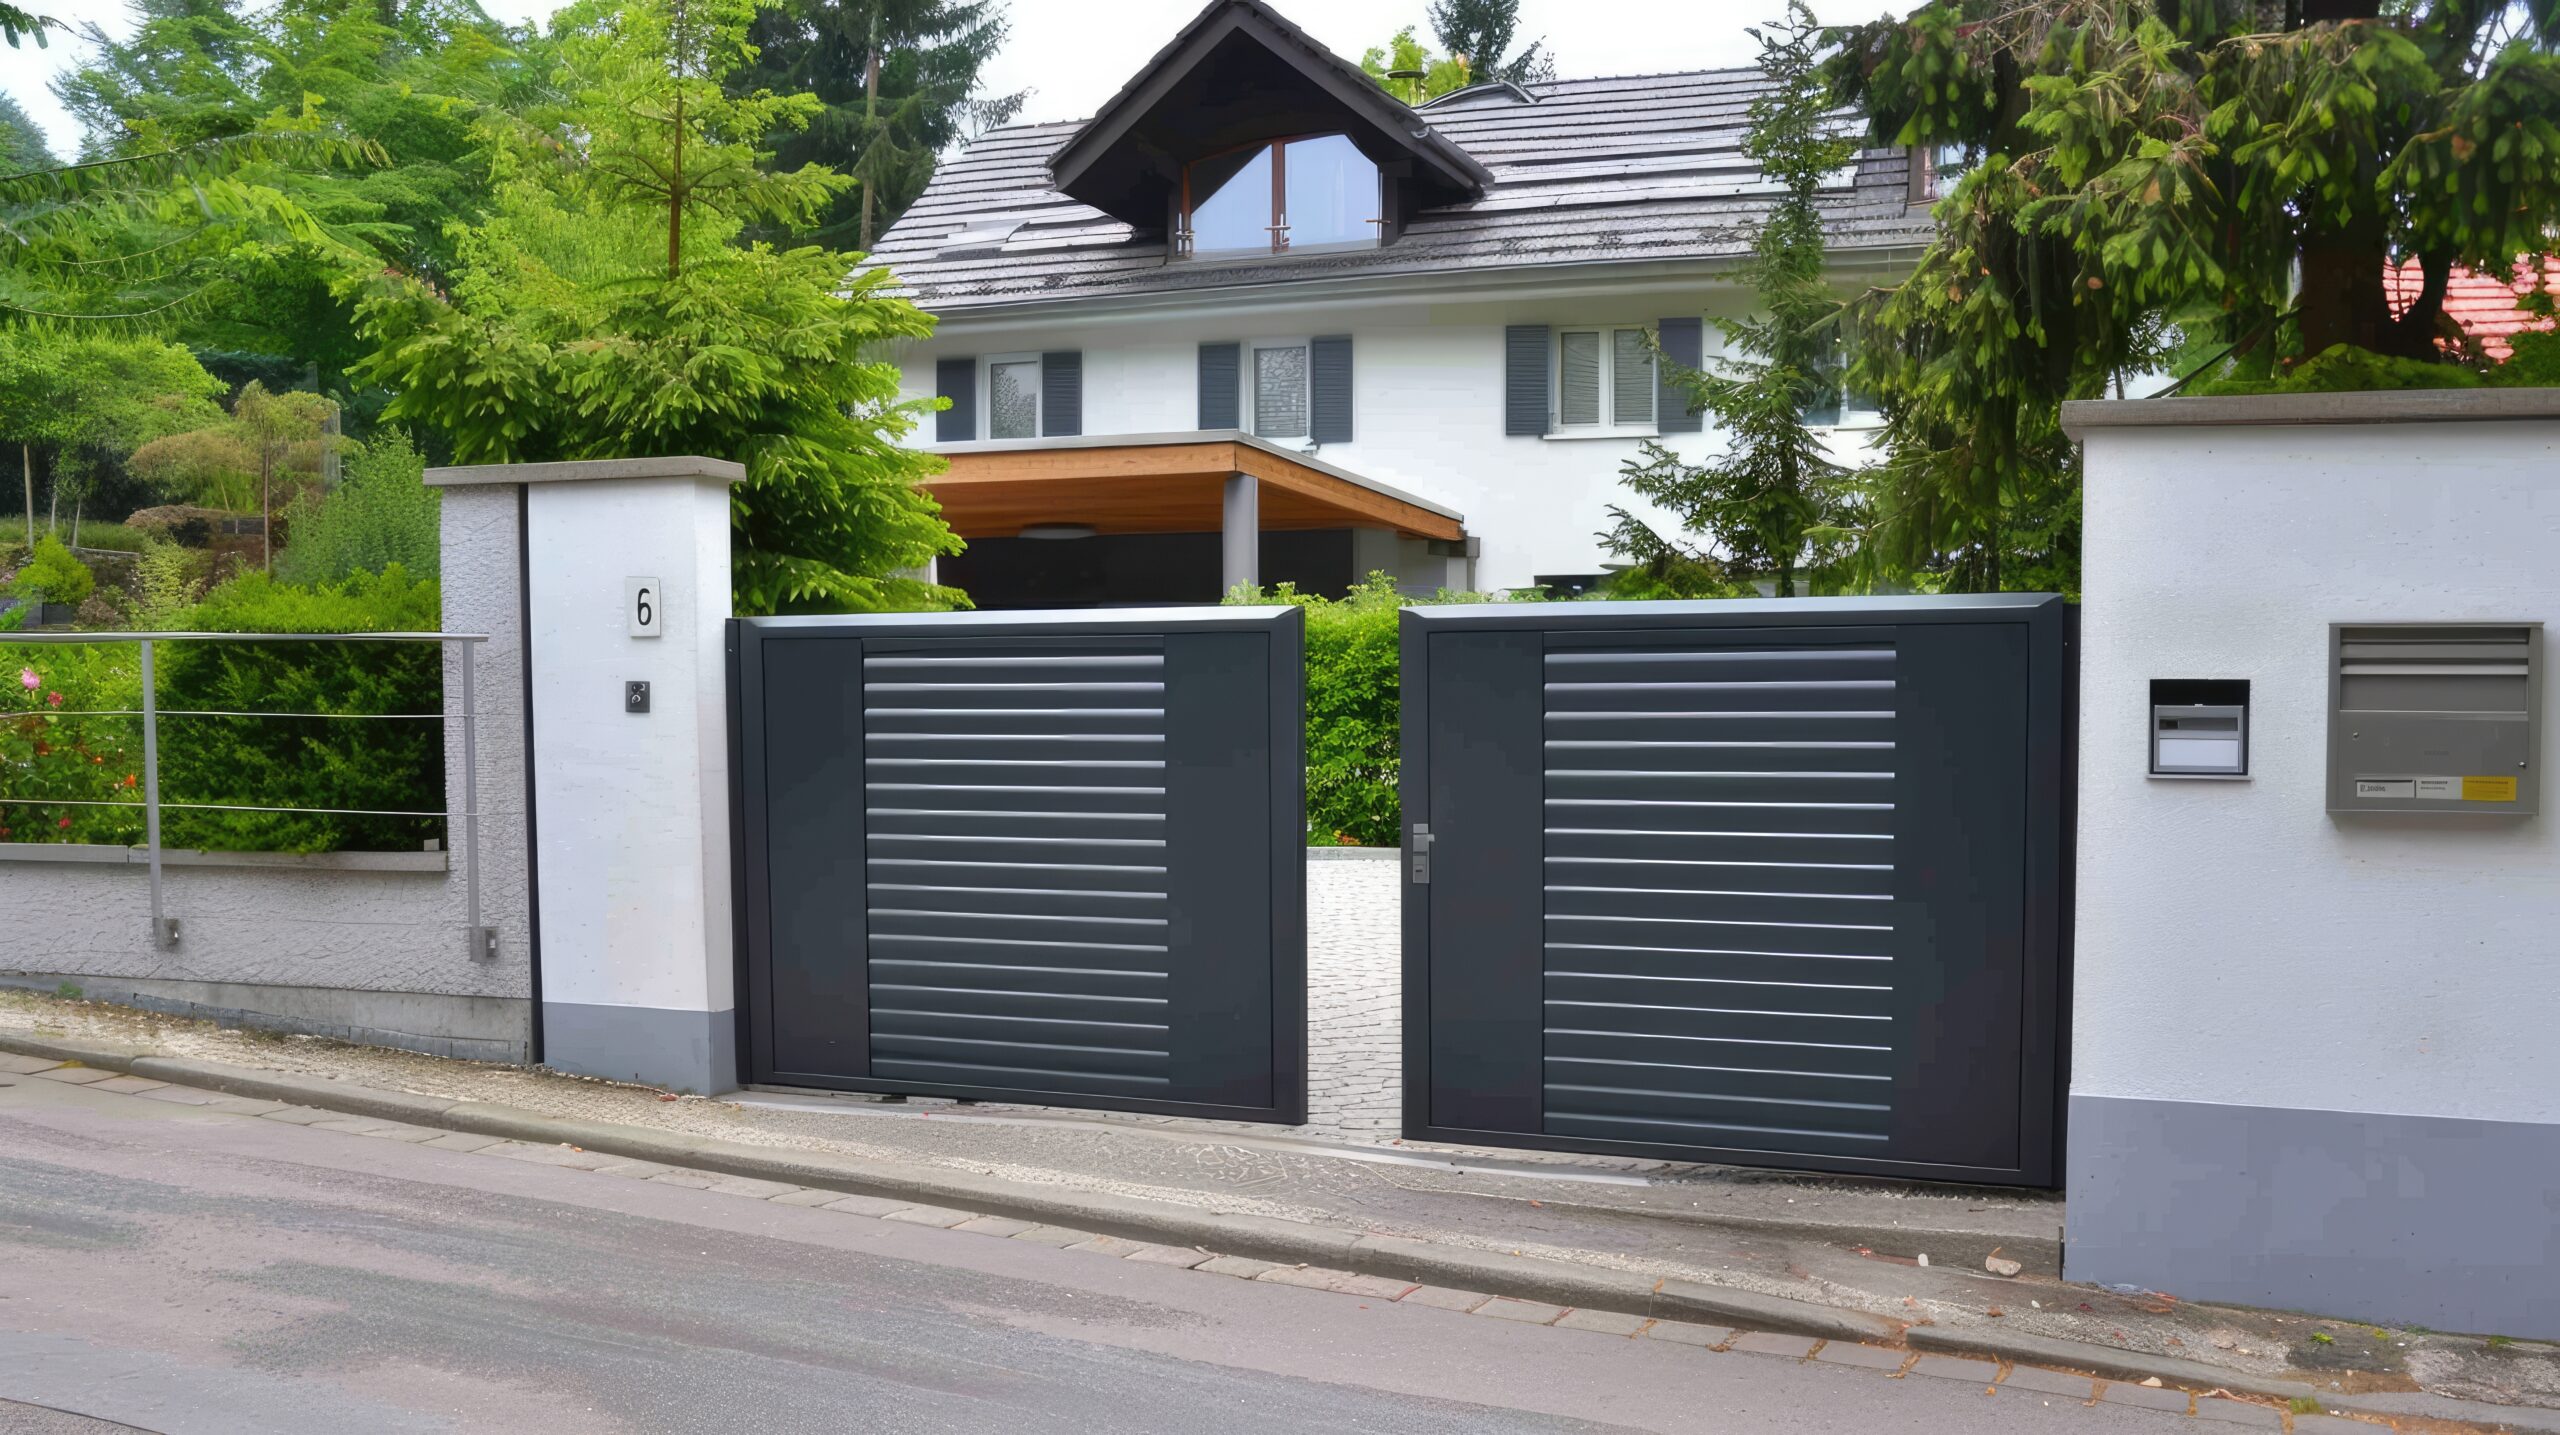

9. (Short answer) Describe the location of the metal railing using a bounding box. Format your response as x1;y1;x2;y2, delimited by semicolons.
1;631;493;959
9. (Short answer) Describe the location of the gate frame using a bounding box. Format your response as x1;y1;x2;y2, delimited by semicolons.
728;607;1308;1123
1398;594;2076;1186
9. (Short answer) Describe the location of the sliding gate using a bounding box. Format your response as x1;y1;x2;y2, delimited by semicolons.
732;608;1305;1123
1401;596;2072;1185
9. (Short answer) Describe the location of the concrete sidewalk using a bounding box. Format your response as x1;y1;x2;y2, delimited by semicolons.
4;987;2556;1431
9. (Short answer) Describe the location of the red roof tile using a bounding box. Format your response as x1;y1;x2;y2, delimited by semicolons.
2384;258;2560;360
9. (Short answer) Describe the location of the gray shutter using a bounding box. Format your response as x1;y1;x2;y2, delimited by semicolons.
1040;350;1082;437
935;357;976;442
1504;325;1550;436
1310;335;1353;444
1656;318;1703;434
1198;342;1240;430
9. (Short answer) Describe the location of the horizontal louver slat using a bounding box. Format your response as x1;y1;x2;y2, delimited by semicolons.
866;642;1173;1097
1543;639;1898;1152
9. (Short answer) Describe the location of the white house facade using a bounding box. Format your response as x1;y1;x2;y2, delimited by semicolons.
868;0;1929;606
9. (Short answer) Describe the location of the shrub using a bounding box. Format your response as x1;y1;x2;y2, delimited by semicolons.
130;538;205;627
277;431;441;586
10;537;96;609
2195;343;2483;397
1228;573;1478;847
0;642;146;845
154;566;445;853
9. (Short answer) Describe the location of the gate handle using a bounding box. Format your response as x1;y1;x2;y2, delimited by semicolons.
1408;823;1434;885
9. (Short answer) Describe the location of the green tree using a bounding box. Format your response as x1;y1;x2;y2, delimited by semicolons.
278;428;440;584
1823;0;2560;592
1604;4;1855;599
1427;0;1551;84
0;331;223;545
733;0;1023;250
352;0;960;614
0;92;54;172
1360;27;1472;104
55;0;529;379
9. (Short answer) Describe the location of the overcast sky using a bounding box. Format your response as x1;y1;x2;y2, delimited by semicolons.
0;0;1825;159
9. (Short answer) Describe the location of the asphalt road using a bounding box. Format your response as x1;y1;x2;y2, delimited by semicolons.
0;1070;2190;1435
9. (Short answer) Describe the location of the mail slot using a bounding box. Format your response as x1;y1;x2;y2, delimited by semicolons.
2328;623;2541;815
2150;679;2251;778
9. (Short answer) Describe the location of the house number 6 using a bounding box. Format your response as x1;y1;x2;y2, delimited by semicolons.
627;576;662;638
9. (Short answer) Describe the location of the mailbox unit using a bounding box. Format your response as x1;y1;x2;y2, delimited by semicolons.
2328;623;2542;815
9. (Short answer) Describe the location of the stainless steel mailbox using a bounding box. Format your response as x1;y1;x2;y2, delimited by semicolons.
2329;623;2541;815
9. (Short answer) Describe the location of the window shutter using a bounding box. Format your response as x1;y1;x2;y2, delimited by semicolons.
1656;318;1703;434
1504;325;1550;436
1041;350;1082;437
935;357;976;442
1198;342;1240;430
1310;335;1353;444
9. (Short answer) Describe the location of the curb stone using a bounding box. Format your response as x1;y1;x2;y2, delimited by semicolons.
0;1030;2540;1433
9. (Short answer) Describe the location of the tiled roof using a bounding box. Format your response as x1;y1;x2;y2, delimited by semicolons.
867;68;1933;312
2385;258;2560;360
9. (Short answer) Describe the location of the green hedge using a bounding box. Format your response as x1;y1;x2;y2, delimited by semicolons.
153;566;446;853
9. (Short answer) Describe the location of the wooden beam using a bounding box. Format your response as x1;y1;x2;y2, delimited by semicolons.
926;440;1464;543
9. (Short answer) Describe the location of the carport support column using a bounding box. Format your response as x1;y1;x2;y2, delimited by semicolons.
1222;472;1258;594
424;455;747;1095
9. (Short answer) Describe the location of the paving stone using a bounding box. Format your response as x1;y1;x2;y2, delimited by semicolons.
2190;1395;2282;1428
768;1187;846;1208
2287;1415;2369;1435
133;1084;221;1103
1007;1224;1098;1246
1813;1342;1911;1373
255;1106;339;1125
1473;1297;1570;1326
1728;1331;1820;1359
1907;1354;2000;1389
1996;1366;2098;1401
703;1176;801;1200
33;1066;117;1086
1065;1234;1151;1257
950;1215;1035;1237
2098;1382;2194;1414
821;1195;916;1218
90;1076;167;1094
1122;1244;1213;1269
1252;1267;1415;1299
0;1055;61;1075
1640;1320;1735;1348
1195;1256;1285;1280
1555;1309;1650;1337
311;1117;396;1134
198;1097;290;1117
590;1158;677;1179
489;1142;614;1170
421;1132;505;1153
882;1204;974;1229
1399;1286;1491;1313
350;1122;442;1142
643;1170;720;1189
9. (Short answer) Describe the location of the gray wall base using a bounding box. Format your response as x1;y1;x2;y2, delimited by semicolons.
2066;1094;2560;1340
543;1002;736;1095
0;972;530;1064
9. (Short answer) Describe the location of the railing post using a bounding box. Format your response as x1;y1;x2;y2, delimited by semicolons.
138;638;175;949
461;638;496;961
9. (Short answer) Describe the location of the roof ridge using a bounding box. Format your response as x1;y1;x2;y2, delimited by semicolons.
1529;64;1766;90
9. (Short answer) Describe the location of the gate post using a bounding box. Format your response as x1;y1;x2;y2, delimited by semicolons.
426;456;747;1093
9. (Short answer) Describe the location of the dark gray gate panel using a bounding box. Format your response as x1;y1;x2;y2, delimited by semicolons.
1402;596;2072;1186
733;608;1304;1124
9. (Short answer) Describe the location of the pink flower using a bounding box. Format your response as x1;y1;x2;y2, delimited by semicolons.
56;816;70;830
45;691;62;708
16;668;34;691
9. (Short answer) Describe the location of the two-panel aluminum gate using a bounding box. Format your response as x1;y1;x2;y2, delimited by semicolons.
730;608;1306;1123
1399;596;2073;1185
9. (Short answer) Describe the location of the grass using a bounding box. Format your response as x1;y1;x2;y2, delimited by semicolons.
65;522;150;554
2286;1397;2324;1415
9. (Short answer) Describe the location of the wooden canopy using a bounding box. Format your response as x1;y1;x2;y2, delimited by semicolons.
923;434;1465;542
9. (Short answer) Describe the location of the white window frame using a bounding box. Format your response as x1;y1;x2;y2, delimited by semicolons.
982;352;1043;441
1549;325;1657;438
1241;337;1312;441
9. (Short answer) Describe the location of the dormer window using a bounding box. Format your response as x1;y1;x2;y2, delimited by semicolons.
1178;133;1382;259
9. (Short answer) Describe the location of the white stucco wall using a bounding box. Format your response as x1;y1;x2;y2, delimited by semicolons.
523;475;735;1018
2075;418;2560;1126
898;276;1882;593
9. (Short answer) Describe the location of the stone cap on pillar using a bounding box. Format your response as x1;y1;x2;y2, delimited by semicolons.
423;456;748;488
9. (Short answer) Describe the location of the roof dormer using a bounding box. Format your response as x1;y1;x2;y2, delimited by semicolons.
1045;0;1490;258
